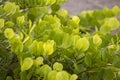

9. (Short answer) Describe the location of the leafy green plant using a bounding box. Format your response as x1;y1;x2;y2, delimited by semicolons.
78;6;120;32
0;0;120;80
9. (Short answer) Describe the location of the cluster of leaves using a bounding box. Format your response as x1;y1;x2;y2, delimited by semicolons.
78;6;120;31
0;0;120;80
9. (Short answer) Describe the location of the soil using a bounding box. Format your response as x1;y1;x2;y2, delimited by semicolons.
62;0;120;15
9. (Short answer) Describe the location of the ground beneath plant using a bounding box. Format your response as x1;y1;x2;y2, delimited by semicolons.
62;0;120;15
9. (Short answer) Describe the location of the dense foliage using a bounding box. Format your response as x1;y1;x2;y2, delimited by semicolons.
0;0;120;80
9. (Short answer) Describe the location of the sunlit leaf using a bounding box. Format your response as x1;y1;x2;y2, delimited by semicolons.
76;37;89;51
53;62;63;71
70;74;78;80
47;71;57;80
56;71;69;80
21;57;33;72
93;34;102;46
34;57;43;67
43;40;55;55
4;28;15;39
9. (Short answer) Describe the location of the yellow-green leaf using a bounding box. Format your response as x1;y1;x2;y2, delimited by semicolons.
17;16;25;25
100;17;120;34
72;16;80;25
4;2;17;15
21;57;33;72
53;62;63;71
56;71;69;80
72;35;80;47
43;40;55;55
47;71;57;80
34;57;43;67
93;34;102;46
70;74;78;80
4;28;15;39
56;9;68;18
46;0;56;5
76;37;89;51
0;19;4;28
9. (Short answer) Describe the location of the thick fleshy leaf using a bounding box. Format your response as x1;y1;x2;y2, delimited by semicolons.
76;37;89;51
10;35;23;53
72;35;80;47
72;16;80;25
93;34;102;46
17;16;25;25
38;65;52;77
112;6;120;15
21;57;33;72
47;71;57;80
100;17;120;34
43;40;55;55
56;71;69;80
53;62;63;71
68;16;80;27
4;28;15;39
34;57;43;67
4;2;18;15
62;33;72;48
0;19;4;28
56;9;68;18
70;74;78;80
5;21;14;27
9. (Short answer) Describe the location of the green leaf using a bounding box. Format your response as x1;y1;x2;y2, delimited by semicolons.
20;71;27;80
16;16;25;25
38;65;52;78
50;31;63;45
56;9;68;18
100;23;111;34
6;76;13;80
93;34;102;46
47;71;57;80
70;74;78;80
68;17;80;28
100;17;120;34
112;6;120;15
53;62;63;71
84;53;92;66
9;35;23;53
5;21;14;27
44;15;60;24
108;17;119;30
46;0;56;5
29;7;47;20
103;7;114;17
51;4;60;11
72;35;80;47
29;40;43;56
103;68;115;80
0;19;4;28
4;2;18;15
76;37;89;51
72;16;80;25
43;40;55;55
21;57;33;72
4;28;15;39
62;33;72;48
56;71;69;80
34;57;43;67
